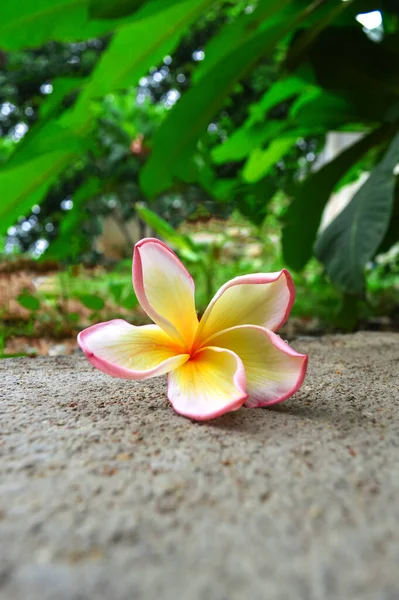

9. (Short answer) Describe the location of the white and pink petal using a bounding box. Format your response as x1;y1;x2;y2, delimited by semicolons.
133;238;198;348
167;346;247;420
209;325;307;407
196;270;295;346
78;319;189;380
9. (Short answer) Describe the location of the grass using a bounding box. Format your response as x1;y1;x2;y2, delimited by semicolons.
1;216;398;353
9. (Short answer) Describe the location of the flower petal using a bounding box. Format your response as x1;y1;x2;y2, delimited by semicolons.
167;346;247;420
78;319;189;380
133;238;198;347
196;270;295;345
210;325;307;407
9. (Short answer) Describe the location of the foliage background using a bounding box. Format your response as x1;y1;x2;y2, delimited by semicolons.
0;0;398;354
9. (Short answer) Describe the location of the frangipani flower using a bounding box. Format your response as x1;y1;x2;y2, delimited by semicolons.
78;238;307;421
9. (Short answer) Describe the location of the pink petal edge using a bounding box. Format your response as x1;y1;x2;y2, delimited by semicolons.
245;324;307;407
167;346;248;421
206;324;308;407
77;319;189;381
199;269;295;339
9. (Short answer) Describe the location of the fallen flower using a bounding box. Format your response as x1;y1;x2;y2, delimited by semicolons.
78;238;307;420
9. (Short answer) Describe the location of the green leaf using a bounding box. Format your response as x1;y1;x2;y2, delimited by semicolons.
197;165;237;202
212;121;288;164
89;0;145;19
0;149;80;235
242;136;298;183
376;186;399;254
0;96;92;234
314;130;399;293
290;88;358;129
0;0;147;50
0;0;195;50
246;71;315;127
192;0;293;84
237;179;277;227
78;294;105;311
141;1;316;196
0;0;89;50
282;124;394;271
284;0;354;71
307;27;399;122
17;293;41;311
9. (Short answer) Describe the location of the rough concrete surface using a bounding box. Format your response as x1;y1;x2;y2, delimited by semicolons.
1;331;398;600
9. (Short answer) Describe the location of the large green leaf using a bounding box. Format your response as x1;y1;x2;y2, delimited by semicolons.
0;109;89;235
0;149;79;235
0;0;151;50
282;124;393;271
192;0;293;83
376;185;399;254
314;131;399;293
141;1;320;196
0;0;88;49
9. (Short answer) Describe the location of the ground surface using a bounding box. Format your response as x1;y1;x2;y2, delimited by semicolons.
1;332;398;600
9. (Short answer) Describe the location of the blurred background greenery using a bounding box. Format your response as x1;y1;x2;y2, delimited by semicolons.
0;0;398;356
